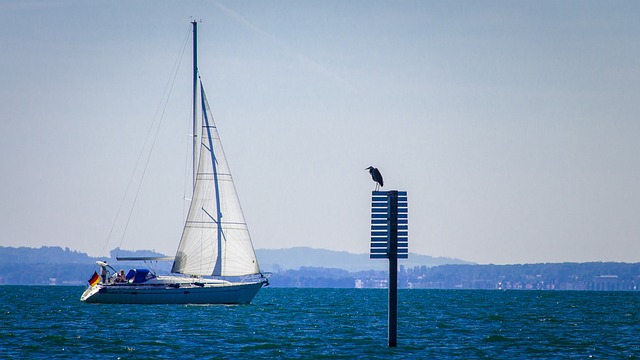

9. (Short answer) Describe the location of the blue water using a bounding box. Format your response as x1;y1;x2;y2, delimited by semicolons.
1;287;639;359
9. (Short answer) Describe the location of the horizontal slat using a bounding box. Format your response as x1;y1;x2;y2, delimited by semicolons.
371;225;388;230
397;248;408;254
372;207;406;213
370;248;388;254
371;236;409;243
372;191;406;196
372;199;406;204
374;221;407;226
370;254;388;259
370;242;387;248
370;245;407;249
371;231;407;237
371;203;387;208
387;242;407;247
372;215;408;220
398;254;408;259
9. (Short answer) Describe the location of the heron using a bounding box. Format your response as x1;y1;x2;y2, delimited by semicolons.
365;166;384;191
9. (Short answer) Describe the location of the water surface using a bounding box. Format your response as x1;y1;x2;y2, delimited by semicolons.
1;287;638;358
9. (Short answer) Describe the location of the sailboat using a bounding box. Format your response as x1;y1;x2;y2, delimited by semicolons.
81;21;269;304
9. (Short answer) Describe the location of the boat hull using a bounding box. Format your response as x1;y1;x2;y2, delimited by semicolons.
81;281;265;304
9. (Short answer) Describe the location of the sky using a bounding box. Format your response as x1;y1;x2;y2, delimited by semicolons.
1;1;639;265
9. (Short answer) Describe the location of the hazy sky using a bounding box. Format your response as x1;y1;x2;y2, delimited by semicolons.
1;1;639;264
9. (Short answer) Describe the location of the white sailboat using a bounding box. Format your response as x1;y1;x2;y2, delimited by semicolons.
81;21;268;304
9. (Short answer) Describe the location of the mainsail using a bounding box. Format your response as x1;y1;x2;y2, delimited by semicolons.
171;82;260;277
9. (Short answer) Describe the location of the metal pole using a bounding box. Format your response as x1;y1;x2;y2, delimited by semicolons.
191;20;198;189
388;190;398;347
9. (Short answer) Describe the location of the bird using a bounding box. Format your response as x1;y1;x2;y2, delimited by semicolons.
365;166;384;191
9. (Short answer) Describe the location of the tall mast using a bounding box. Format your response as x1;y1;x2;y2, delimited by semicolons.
191;20;198;189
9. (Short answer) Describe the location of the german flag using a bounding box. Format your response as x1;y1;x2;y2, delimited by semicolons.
88;271;100;286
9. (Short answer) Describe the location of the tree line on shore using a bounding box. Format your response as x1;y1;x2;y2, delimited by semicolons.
268;263;640;290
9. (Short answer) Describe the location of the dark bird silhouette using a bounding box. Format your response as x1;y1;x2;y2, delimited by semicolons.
365;166;384;191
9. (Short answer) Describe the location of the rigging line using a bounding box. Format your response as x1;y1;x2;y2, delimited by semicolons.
116;24;192;253
99;27;190;258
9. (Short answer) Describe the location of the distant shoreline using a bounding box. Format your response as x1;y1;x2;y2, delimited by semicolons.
1;246;638;290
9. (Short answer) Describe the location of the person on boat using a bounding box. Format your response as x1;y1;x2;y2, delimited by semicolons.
100;265;108;283
115;269;126;283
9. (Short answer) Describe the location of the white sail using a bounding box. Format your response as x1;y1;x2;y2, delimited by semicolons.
171;83;260;277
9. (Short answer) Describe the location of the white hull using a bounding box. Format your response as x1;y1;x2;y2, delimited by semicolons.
81;276;266;304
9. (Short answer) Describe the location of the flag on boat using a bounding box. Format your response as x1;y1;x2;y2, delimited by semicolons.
88;271;100;286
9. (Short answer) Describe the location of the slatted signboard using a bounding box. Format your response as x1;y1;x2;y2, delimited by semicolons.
369;190;408;347
370;191;408;259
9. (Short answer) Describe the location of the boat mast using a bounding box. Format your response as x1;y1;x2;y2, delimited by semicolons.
192;20;198;189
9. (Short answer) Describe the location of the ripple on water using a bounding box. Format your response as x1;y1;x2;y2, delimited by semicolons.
1;287;640;359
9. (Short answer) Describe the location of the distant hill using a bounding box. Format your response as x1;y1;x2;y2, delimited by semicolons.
8;246;639;291
0;246;167;265
0;246;92;264
0;246;171;285
0;246;468;270
256;247;470;272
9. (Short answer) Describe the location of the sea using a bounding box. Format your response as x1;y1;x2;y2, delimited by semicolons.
1;287;638;359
